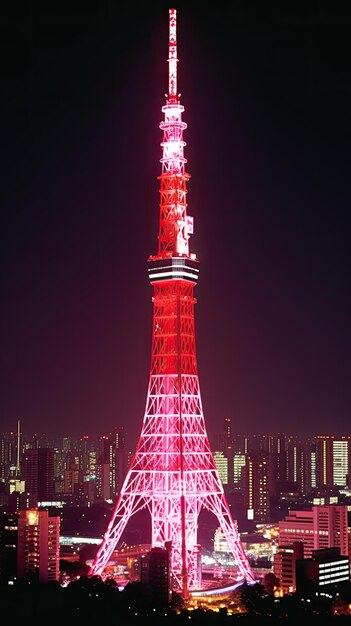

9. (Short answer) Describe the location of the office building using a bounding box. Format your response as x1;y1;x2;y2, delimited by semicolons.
22;448;55;506
17;509;60;582
140;546;171;606
0;431;18;481
315;436;351;489
0;513;18;583
273;541;304;594
278;505;349;558
296;547;350;595
233;453;246;490
213;451;228;485
63;465;81;496
245;452;270;522
333;440;349;487
100;427;126;500
95;461;110;501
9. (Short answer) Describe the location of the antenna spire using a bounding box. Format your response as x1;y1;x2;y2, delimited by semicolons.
168;8;178;102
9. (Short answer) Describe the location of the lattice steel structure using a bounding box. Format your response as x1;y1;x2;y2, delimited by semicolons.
89;8;255;597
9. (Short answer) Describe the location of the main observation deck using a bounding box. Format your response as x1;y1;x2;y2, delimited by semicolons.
148;256;200;285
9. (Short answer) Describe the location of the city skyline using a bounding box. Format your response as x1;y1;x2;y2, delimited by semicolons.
3;422;351;446
1;3;349;444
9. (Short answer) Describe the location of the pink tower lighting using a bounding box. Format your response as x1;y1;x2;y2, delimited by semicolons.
89;8;255;597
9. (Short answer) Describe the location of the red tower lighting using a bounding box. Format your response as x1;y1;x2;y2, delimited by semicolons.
89;8;255;597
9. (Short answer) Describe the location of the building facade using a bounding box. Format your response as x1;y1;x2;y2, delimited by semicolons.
296;547;350;596
22;448;55;505
278;505;349;558
273;541;304;594
140;546;171;606
17;509;60;582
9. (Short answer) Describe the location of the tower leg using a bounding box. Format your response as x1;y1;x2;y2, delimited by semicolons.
90;484;149;576
204;493;255;582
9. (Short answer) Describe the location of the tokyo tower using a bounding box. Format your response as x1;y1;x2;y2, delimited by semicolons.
90;8;255;596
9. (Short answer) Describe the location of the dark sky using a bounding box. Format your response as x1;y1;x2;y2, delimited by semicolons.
1;1;350;446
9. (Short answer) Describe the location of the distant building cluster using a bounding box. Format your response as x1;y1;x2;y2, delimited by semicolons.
212;418;351;524
0;420;129;510
0;417;350;602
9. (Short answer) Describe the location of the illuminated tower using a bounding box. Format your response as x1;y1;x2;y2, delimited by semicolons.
90;8;254;596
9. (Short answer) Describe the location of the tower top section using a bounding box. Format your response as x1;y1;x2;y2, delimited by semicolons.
168;8;178;103
149;8;196;264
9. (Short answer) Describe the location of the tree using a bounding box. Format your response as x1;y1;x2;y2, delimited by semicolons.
262;572;280;596
238;581;265;614
60;559;90;581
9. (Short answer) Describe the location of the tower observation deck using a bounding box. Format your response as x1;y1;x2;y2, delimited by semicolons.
89;8;254;598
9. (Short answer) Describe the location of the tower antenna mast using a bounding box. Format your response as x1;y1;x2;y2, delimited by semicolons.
168;8;178;101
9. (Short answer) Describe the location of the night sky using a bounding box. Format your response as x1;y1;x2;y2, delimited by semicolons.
1;2;350;446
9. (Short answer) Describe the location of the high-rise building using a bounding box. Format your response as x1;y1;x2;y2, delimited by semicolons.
333;440;349;487
63;464;81;496
268;434;287;490
95;461;110;501
62;437;71;454
89;9;254;596
17;509;60;583
140;546;171;606
105;427;126;500
7;490;31;513
296;547;350;595
223;418;233;448
0;513;18;583
244;452;270;522
0;430;18;481
306;441;317;493
53;446;64;494
309;436;351;489
233;453;246;491
88;450;97;478
278;505;349;558
285;436;299;486
213;451;228;485
22;448;55;506
96;428;127;501
273;541;304;594
213;419;238;488
77;436;91;475
315;436;335;488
